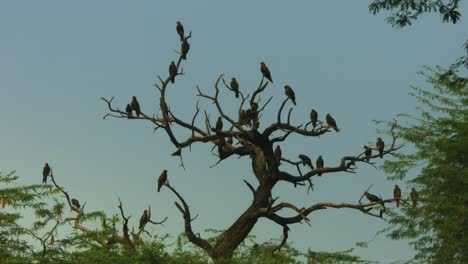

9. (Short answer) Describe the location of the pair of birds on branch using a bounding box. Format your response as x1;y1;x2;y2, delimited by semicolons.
238;104;259;127
126;96;141;118
363;137;385;160
227;62;272;99
139;169;169;230
365;185;418;209
308;110;339;132
274;147;324;175
42;163;81;209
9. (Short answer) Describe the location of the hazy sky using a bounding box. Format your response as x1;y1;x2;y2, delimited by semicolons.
1;1;466;263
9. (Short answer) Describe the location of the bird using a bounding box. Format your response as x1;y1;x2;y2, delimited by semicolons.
298;154;313;168
238;109;246;125
71;198;81;209
393;185;401;207
215;116;223;132
410;188;418;209
316;156;324;176
284;85;296;105
139;210;149;230
181;38;190;60
376;138;385;158
230;78;240;98
364;146;372;161
157;170;168;192
364;191;382;203
130;96;141;117
169;61;177;83
310;110;318;128
1;196;7;208
274;145;282;162
176;21;184;41
260;62;273;83
125;104;133;119
42;163;51;184
171;148;182;157
326;114;339;132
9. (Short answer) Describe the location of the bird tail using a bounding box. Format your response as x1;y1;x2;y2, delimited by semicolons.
171;77;175;83
235;92;239;98
182;54;186;60
158;185;161;192
396;199;400;207
268;77;273;83
334;127;340;132
380;152;383;159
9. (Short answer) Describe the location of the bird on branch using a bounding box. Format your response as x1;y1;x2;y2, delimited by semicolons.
131;96;141;117
181;38;190;60
176;21;184;41
310;109;318;128
42;163;51;184
326;114;339;132
298;154;313;168
125;104;133;119
157;170;168;192
364;146;372;161
260;62;273;83
230;78;240;98
284;85;296;105
376;137;385;158
275;145;282;163
71;198;81;209
169;61;177;83
139;210;149;230
316;156;324;176
215;116;223;132
393;185;401;207
410;188;418;209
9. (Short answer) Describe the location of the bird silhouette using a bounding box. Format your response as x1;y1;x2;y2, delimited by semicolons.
310;110;318;128
215;116;223;132
71;198;81;209
131;96;141;117
376;138;385;158
158;170;168;192
298;154;313;168
230;78;240;98
181;38;190;60
316;156;324;176
326;114;339;132
169;61;177;83
176;21;184;41
393;185;401;207
284;85;296;105
139;210;149;229
42;163;51;184
125;104;133;119
275;145;282;163
364;146;372;161
260;62;273;83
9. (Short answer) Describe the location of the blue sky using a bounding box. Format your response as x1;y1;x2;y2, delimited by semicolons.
0;1;466;262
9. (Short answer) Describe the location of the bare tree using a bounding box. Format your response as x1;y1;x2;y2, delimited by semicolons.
102;23;402;263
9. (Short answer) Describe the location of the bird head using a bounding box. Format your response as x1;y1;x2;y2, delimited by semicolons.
377;137;382;141
163;169;168;173
176;21;181;25
232;77;236;81
395;185;399;188
260;62;265;66
364;191;369;195
45;162;49;166
144;210;148;213
364;146;368;149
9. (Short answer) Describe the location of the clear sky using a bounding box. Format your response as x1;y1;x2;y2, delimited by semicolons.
0;1;466;263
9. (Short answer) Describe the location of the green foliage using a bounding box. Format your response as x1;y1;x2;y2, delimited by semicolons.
306;248;376;264
382;68;468;263
368;0;462;28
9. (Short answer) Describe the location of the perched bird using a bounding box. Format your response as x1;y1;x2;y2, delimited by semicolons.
364;146;372;161
310;110;318;128
181;38;190;60
171;148;182;157
364;192;382;203
316;156;324;176
376;138;385;158
215;116;223;132
410;188;418;209
139;210;149;230
284;85;296;105
1;196;7;208
125;104;133;119
325;114;339;132
157;170;168;192
43;163;51;184
298;154;313;168
393;185;401;207
238;109;246;125
260;62;273;83
71;198;81;209
274;145;282;162
176;21;184;41
169;61;177;83
131;96;141;117
230;78;240;98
